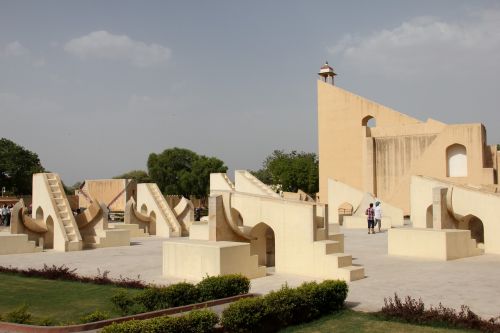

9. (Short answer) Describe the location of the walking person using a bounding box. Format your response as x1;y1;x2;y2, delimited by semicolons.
6;204;12;226
365;203;375;234
375;201;382;232
1;205;8;226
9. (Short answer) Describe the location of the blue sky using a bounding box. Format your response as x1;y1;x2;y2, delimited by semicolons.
1;1;499;184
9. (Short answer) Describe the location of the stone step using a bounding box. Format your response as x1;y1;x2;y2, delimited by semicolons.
315;240;342;254
338;265;365;281
328;253;353;268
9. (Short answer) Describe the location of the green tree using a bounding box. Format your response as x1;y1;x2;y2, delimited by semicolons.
113;170;152;183
0;138;45;195
253;150;319;195
147;148;227;198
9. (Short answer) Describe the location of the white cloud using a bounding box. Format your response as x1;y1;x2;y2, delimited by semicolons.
2;41;29;57
64;31;171;67
0;41;46;67
329;10;500;78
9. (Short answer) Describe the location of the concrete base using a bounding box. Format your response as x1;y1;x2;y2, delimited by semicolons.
163;238;266;281
0;233;43;255
83;229;131;249
109;223;149;237
188;222;209;240
388;228;482;260
343;216;392;230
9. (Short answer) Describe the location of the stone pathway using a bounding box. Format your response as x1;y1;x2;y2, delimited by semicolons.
1;229;499;319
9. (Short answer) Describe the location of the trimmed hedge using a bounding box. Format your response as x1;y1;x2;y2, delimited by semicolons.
220;297;268;333
221;280;348;333
134;283;200;311
197;274;251;302
101;309;219;333
112;274;250;315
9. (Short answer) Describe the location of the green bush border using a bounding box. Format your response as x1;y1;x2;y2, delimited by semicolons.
111;274;250;315
221;280;349;332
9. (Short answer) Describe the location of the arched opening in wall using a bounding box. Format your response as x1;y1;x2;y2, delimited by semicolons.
362;115;376;127
446;144;468;177
250;223;275;268
149;211;157;235
43;216;54;249
140;204;148;215
338;202;353;225
35;207;44;221
425;205;433;228
460;215;484;245
361;115;377;137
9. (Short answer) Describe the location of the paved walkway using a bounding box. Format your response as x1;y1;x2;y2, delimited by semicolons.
1;229;499;319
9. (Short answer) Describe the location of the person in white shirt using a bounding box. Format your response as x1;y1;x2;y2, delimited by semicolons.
374;201;382;232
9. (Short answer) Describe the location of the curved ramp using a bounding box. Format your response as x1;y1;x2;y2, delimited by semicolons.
75;199;102;229
11;199;48;234
173;197;195;235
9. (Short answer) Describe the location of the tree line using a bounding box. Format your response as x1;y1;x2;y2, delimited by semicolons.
0;137;319;199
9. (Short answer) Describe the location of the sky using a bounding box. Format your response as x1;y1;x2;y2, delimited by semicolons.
1;1;499;185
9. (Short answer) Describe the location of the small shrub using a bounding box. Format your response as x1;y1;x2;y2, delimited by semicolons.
36;317;57;326
185;310;220;332
221;297;269;333
264;285;311;327
197;274;250;302
381;294;500;332
294;282;321;320
163;282;200;307
28;264;79;281
134;283;199;311
221;280;349;332
110;275;249;316
316;280;349;312
0;265;147;289
101;319;144;333
134;287;171;312
80;310;110;323
5;304;32;324
111;290;146;316
100;309;218;333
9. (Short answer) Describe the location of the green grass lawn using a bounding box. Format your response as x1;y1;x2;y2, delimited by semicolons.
0;272;141;324
280;309;478;333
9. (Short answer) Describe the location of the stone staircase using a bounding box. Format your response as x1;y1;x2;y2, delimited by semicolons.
239;170;281;198
146;183;182;236
0;233;43;255
313;225;364;281
222;174;235;190
109;222;149;238
81;229;130;249
45;173;82;251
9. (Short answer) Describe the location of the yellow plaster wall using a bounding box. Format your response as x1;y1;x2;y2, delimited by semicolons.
318;81;497;214
80;179;136;212
318;81;420;204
